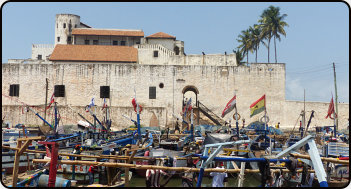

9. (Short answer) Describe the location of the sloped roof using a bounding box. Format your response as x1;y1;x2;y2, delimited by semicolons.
146;32;176;39
72;28;144;37
49;44;137;63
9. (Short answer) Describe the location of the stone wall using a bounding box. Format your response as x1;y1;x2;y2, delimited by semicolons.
2;62;348;130
31;44;55;60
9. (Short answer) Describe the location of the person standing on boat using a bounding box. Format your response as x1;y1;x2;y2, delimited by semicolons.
88;161;98;185
142;129;152;147
298;121;303;133
181;157;197;187
175;119;180;134
209;161;228;187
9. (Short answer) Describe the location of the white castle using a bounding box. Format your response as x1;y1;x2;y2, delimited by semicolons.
2;14;348;130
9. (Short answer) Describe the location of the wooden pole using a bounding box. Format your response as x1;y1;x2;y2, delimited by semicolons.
44;78;48;126
333;63;339;131
12;141;22;187
3;145;198;161
124;150;129;187
11;139;34;187
32;159;316;173
22;126;31;172
290;153;349;165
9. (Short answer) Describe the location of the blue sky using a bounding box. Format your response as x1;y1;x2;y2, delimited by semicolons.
2;2;349;103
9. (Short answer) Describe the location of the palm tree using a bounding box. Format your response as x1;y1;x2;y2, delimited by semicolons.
237;29;252;64
258;6;288;63
250;24;266;63
234;48;244;65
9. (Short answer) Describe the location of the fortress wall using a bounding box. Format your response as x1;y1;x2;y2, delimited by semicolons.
282;100;349;130
2;62;347;130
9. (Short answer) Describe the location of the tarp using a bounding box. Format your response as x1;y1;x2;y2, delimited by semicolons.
203;133;232;146
246;121;283;135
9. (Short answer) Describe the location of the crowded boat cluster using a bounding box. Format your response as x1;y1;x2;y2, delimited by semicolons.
1;93;349;188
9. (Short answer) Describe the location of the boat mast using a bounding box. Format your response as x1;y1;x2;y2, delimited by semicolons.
43;78;48;126
302;89;305;138
333;62;338;131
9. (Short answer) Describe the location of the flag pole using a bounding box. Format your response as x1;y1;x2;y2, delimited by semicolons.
332;94;336;138
333;63;338;132
264;107;267;144
191;108;194;142
234;90;239;136
135;88;141;142
264;95;267;144
235;107;239;137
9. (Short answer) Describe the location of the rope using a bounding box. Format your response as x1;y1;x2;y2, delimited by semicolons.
289;113;302;136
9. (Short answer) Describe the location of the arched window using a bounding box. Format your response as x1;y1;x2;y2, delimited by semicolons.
63;23;66;28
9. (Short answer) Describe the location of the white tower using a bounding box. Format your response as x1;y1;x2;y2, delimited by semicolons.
55;14;80;45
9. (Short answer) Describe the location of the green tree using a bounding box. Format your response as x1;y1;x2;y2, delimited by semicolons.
234;48;244;65
258;6;288;63
250;24;266;63
237;29;252;64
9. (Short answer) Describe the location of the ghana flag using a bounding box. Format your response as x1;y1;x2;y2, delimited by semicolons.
250;95;265;117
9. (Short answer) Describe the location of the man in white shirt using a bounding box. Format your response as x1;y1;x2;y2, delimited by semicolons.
210;162;228;187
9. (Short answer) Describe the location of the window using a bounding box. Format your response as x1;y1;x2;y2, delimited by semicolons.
93;40;98;45
54;85;65;97
57;37;60;42
120;41;126;46
9;84;19;97
174;46;180;55
100;86;110;98
74;24;77;28
68;24;72;32
67;36;72;44
149;87;156;99
159;83;164;88
153;51;159;57
85;40;89;45
63;23;66;28
57;24;58;28
136;41;140;44
38;55;42;60
113;41;118;46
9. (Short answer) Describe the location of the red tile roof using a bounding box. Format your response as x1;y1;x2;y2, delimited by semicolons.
146;32;176;39
72;28;144;37
49;44;137;63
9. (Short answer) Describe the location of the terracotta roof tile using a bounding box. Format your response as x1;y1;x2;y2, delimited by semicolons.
72;28;144;37
49;44;137;63
146;32;176;39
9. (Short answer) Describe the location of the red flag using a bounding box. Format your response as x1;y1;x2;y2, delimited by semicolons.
325;96;337;119
221;95;236;118
46;93;55;110
132;98;143;113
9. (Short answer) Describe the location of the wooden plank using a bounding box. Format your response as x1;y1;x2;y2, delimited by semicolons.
290;153;349;165
124;150;129;187
17;140;32;156
12;141;22;187
17;136;45;141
